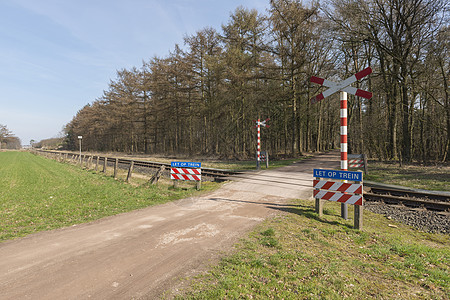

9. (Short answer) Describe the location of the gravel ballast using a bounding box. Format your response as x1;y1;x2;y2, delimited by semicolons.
365;202;450;234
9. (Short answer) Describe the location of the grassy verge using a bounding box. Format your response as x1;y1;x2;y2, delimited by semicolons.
365;162;449;191
177;200;449;299
0;152;218;241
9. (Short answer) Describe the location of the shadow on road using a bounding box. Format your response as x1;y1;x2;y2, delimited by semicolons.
208;197;353;229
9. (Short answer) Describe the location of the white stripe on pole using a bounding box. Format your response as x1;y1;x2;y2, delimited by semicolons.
340;91;348;171
340;91;348;219
257;119;261;165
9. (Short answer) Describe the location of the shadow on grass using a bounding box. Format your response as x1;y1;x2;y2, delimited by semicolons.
208;197;353;229
268;205;353;229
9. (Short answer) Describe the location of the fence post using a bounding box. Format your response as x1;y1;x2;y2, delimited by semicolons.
102;157;107;173
95;156;99;171
126;161;134;182
114;158;118;179
150;165;165;184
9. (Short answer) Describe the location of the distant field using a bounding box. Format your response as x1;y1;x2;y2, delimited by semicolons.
0;152;216;241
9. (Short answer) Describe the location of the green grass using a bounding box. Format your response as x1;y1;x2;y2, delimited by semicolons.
177;200;450;299
0;151;218;241
365;162;450;191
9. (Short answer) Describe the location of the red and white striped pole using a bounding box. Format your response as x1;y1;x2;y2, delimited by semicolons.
340;91;348;219
257;118;261;170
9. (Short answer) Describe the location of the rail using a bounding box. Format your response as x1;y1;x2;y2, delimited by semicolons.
33;150;243;180
364;182;450;212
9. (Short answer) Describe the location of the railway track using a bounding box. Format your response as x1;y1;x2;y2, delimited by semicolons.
34;150;449;213
364;182;450;212
35;150;242;180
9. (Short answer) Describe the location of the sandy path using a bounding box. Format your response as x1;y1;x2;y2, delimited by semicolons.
0;151;339;299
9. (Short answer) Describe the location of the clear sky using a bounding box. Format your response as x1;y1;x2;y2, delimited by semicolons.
0;0;269;146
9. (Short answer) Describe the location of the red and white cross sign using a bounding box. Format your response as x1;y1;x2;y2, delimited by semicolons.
254;118;270;169
310;67;373;104
310;67;372;219
310;67;372;171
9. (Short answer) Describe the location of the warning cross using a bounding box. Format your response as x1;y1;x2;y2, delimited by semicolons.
254;118;270;128
254;118;270;170
310;67;373;104
310;67;372;223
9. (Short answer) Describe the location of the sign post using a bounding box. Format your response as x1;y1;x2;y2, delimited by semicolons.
170;162;202;190
310;67;372;220
313;168;364;229
254;118;269;170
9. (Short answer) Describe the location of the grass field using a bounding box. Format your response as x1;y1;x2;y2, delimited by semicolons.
0;151;217;241
177;200;450;299
365;161;450;191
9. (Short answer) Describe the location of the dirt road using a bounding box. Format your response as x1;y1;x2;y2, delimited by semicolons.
0;152;339;299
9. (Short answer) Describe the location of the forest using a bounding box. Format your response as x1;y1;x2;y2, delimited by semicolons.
63;0;449;163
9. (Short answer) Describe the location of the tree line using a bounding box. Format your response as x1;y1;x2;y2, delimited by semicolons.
63;0;449;162
0;124;21;150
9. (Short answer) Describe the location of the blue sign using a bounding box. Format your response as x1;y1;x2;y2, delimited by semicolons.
171;161;201;168
313;169;362;182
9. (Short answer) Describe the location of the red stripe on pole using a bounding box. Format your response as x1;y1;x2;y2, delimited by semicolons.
310;76;324;85
341;152;347;161
341;135;347;143
355;89;373;99
355;67;372;80
341;118;347;126
340;101;347;109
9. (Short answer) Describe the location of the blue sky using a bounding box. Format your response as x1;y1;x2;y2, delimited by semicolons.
0;0;269;145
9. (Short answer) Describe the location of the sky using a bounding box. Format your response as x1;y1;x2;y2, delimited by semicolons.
0;0;269;146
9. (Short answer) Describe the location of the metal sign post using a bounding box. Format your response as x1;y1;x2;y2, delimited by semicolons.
310;67;372;220
254;118;269;170
313;168;364;229
170;162;202;190
340;91;348;219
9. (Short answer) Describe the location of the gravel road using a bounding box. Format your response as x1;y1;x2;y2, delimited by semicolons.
0;152;340;299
